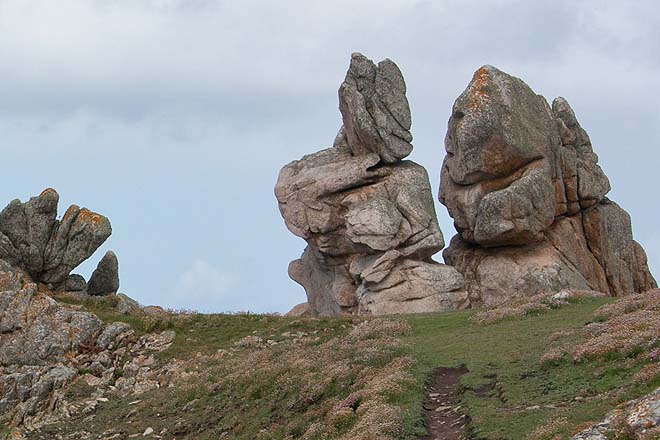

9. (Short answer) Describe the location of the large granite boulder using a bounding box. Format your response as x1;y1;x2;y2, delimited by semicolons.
277;53;467;316
440;66;656;306
0;189;112;287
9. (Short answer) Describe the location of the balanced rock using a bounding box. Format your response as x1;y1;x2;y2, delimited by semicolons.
276;53;467;316
336;53;414;164
87;250;120;296
0;189;112;286
440;66;656;306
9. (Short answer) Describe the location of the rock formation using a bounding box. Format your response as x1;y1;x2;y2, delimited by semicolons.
88;251;120;296
0;261;105;367
0;261;175;427
440;65;656;306
0;188;112;289
276;53;467;316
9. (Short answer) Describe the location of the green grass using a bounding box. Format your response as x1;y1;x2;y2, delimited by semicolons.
11;294;660;439
400;298;660;439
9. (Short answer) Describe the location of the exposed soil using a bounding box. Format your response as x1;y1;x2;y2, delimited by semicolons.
421;366;469;440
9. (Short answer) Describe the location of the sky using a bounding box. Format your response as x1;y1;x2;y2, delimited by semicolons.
1;0;659;313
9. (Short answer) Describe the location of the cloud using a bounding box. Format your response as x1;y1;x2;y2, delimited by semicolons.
0;0;659;312
167;259;238;312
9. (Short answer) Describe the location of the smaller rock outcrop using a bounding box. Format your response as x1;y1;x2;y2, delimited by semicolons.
87;251;120;296
0;189;112;288
276;53;467;316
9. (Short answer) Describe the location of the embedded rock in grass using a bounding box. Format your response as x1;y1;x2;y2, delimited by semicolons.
440;66;656;306
87;251;120;296
276;53;466;316
571;386;660;439
0;188;112;285
285;302;311;317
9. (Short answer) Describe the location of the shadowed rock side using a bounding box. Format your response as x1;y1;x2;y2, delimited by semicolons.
276;53;467;316
440;65;656;306
0;188;112;289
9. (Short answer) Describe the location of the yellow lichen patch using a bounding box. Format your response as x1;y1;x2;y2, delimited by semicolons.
62;205;80;223
76;209;106;227
0;272;11;290
465;66;493;113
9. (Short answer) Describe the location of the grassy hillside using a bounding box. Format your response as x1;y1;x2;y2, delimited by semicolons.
403;297;660;439
7;293;660;439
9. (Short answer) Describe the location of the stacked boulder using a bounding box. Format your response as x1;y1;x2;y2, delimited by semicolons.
0;188;119;294
276;53;468;316
440;66;656;306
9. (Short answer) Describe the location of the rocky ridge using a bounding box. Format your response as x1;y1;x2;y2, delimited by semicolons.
0;190;137;430
276;53;468;316
0;259;177;430
440;65;656;307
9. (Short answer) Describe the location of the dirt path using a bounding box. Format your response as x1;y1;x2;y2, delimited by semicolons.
420;366;469;440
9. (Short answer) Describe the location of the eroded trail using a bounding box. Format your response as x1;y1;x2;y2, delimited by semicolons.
421;366;469;440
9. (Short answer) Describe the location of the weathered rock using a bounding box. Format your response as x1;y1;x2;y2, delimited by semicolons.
553;97;610;211
41;207;112;284
277;53;466;316
0;189;59;275
444;220;605;307
0;264;141;426
571;387;660;439
87;251;119;296
337;53;413;164
0;189;112;285
115;293;143;315
285;302;311;317
0;364;77;425
440;65;559;246
440;66;656;305
0;273;105;366
58;274;87;292
96;322;132;350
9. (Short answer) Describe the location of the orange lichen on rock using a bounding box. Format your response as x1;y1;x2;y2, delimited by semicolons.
39;188;59;198
76;209;107;227
61;205;80;222
465;66;493;112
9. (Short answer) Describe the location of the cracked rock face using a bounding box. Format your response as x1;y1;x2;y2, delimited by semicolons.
0;189;112;287
440;66;656;306
276;53;467;316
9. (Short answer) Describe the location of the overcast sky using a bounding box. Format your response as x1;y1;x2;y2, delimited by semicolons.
1;0;659;312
